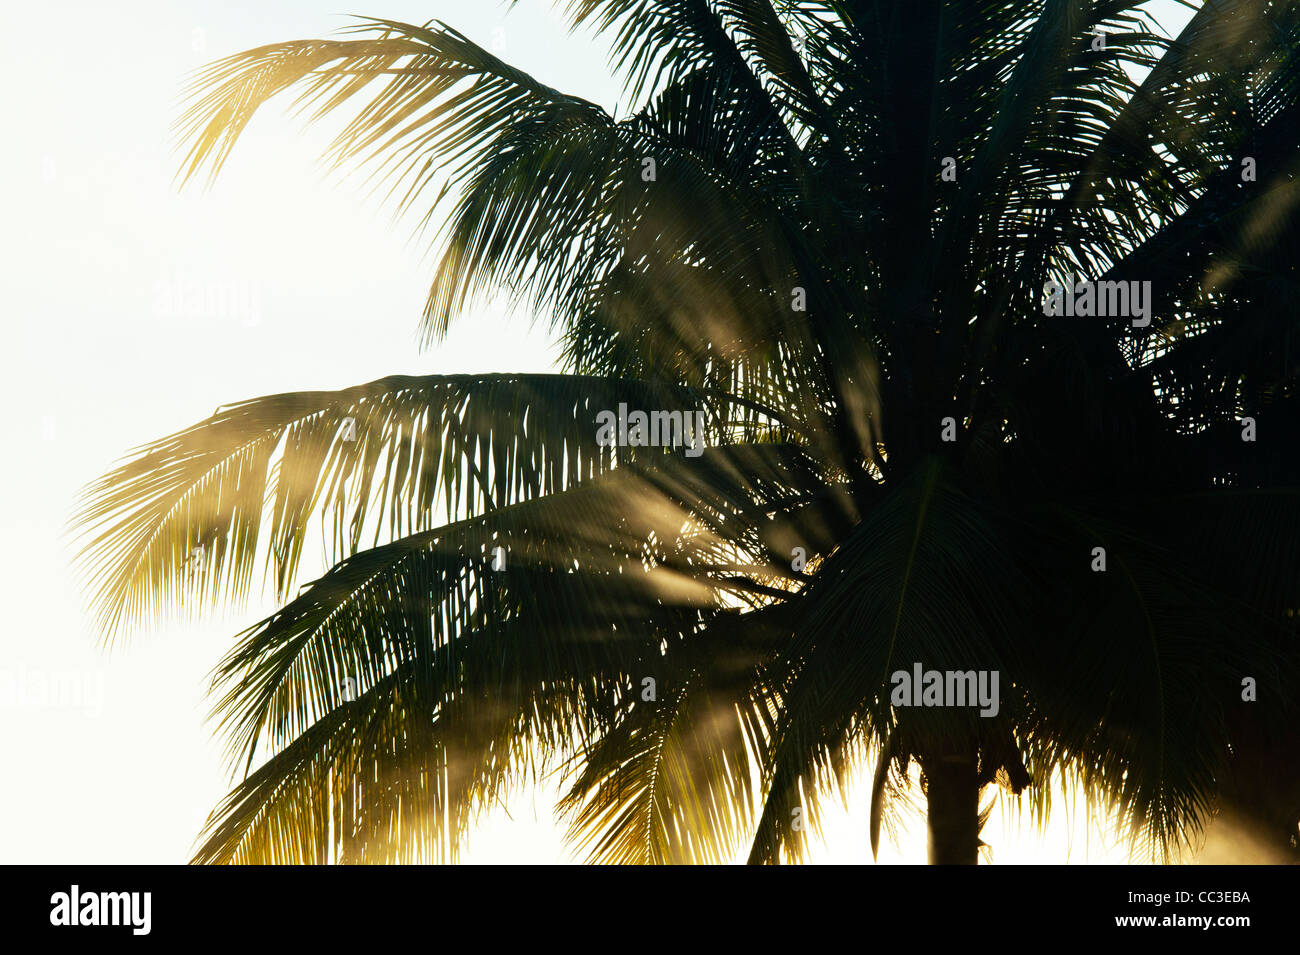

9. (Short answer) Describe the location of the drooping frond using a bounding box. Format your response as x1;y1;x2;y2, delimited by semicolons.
558;604;792;863
196;440;833;862
73;373;733;638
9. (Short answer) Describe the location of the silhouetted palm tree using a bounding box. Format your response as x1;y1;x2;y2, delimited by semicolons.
75;1;1300;864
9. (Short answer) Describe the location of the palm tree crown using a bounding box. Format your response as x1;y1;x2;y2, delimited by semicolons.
75;0;1300;864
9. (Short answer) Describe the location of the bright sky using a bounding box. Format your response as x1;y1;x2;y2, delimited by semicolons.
1;0;1196;864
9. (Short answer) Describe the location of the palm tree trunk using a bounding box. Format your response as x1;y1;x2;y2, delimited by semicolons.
922;752;981;864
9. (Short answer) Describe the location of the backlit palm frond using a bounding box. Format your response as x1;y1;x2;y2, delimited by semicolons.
176;17;622;344
177;16;612;192
192;664;425;864
72;373;719;638
207;440;830;771
199;440;830;863
559;604;793;864
195;649;565;865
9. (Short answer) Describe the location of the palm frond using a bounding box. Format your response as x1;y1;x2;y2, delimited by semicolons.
72;373;726;638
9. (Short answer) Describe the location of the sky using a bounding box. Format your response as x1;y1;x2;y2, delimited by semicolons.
0;0;1197;864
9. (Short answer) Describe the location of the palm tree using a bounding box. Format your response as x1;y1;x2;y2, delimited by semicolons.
74;1;1300;865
